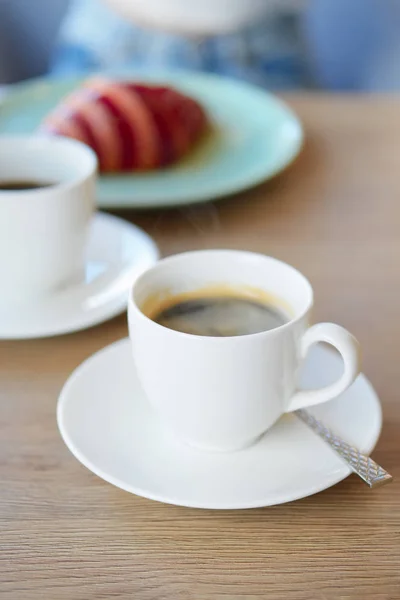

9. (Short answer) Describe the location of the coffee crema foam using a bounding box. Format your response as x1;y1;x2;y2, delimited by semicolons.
142;285;293;337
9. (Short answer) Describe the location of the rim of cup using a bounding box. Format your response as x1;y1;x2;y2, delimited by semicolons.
129;250;314;341
0;135;98;197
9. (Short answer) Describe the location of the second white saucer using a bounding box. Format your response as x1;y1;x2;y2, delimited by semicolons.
0;212;159;339
58;339;382;509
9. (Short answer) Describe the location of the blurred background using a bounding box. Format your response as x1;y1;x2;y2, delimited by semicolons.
1;0;400;91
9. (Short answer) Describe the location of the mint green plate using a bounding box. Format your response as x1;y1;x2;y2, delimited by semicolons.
0;71;303;209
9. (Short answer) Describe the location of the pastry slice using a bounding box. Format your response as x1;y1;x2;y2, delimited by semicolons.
40;78;209;172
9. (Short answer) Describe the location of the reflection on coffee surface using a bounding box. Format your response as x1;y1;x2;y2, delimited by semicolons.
0;181;55;191
153;295;289;336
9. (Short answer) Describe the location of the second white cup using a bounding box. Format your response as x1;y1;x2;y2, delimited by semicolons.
0;135;97;306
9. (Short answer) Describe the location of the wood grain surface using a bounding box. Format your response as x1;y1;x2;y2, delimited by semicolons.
1;95;399;599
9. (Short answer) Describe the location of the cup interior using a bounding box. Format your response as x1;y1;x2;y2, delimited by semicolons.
132;250;313;324
0;135;97;192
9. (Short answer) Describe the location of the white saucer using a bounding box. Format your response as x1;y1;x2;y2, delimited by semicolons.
0;213;159;339
57;339;382;509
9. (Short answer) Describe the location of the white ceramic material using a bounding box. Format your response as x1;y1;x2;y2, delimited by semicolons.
57;338;382;509
0;136;97;306
128;251;361;452
0;212;159;339
102;0;279;35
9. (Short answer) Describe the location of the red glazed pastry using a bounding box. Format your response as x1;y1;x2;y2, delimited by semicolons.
40;78;209;172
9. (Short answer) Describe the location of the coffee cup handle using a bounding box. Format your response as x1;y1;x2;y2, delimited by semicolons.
287;323;361;412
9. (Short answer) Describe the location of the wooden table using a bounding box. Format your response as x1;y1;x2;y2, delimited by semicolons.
1;96;399;599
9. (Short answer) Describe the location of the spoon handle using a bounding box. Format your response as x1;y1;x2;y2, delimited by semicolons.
295;409;393;489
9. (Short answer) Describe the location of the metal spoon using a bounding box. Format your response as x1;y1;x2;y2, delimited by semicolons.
295;409;393;488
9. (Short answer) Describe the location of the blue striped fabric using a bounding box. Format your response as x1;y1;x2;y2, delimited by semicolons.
51;0;306;89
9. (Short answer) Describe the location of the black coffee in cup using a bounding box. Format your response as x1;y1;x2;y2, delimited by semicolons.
0;181;55;191
152;293;289;337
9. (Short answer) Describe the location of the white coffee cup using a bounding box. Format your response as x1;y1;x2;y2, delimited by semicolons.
128;250;361;452
0;136;97;306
